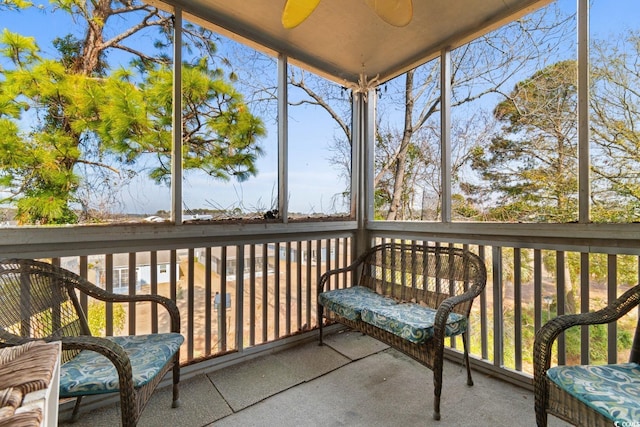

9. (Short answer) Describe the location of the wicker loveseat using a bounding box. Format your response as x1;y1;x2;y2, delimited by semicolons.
0;259;184;427
317;243;487;420
534;283;640;426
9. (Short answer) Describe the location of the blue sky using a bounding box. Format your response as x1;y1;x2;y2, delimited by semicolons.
589;1;640;36
2;0;639;215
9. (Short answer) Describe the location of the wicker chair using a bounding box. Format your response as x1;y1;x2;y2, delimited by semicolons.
534;283;640;426
318;243;487;420
0;259;184;427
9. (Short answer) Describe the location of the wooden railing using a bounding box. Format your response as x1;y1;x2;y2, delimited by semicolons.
46;235;353;364
2;221;639;392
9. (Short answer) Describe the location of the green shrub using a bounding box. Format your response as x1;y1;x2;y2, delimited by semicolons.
87;301;126;336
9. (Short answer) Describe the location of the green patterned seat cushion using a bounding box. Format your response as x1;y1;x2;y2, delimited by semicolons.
360;303;467;344
318;286;398;320
546;363;640;423
60;333;184;397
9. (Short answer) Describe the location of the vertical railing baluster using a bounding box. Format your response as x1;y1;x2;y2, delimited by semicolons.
514;248;522;371
422;240;430;297
262;243;269;343
249;244;256;347
492;246;504;367
448;242;456;349
315;239;322;292
187;248;195;359
400;241;407;301
389;240;396;298
220;246;228;352
334;239;341;290
306;240;312;328
435;241;442;294
461;243;471;352
205;247;212;355
608;254;618;363
316;239;323;324
580;252;590;364
79;256;88;315
236;244;244;351
479;245;488;360
52;260;62;335
534;249;542;333
150;251;158;334
556;251;566;365
128;252;136;336
410;240;418;292
285;241;292;336
170;250;178;304
296;241;302;332
274;243;280;338
342;237;349;288
105;254;114;336
325;239;332;288
19;261;32;338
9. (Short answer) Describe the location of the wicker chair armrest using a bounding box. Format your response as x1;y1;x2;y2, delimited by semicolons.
74;283;181;333
432;284;483;344
0;334;135;399
318;248;374;293
0;329;33;347
534;283;640;379
318;264;358;293
59;335;135;398
533;284;640;425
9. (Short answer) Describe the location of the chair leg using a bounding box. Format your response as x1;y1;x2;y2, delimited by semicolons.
70;396;83;422
318;304;324;346
119;392;138;427
172;357;181;408
433;365;442;421
535;408;548;427
534;381;549;427
463;332;473;386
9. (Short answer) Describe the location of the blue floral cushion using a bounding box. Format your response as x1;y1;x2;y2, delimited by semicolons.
546;363;640;423
318;286;398;320
360;303;467;344
59;333;184;397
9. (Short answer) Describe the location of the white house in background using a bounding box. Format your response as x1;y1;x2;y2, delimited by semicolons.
61;252;181;294
194;246;273;280
60;241;345;291
195;240;346;280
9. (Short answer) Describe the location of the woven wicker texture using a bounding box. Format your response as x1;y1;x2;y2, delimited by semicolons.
0;259;183;427
0;341;58;427
533;283;640;426
318;243;487;421
0;341;58;394
0;411;42;427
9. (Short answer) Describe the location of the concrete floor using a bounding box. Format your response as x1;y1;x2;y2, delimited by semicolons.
58;330;571;427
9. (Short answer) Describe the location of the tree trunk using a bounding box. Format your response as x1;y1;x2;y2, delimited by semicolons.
386;70;415;220
73;0;112;75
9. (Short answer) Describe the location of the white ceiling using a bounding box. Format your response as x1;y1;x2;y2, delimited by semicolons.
149;0;550;86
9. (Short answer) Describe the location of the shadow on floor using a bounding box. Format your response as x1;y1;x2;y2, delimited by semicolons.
59;329;571;427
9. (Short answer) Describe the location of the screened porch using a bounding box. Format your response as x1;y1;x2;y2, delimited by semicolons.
1;0;639;425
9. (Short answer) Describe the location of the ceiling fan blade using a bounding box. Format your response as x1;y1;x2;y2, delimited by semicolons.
282;0;322;29
364;0;413;27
